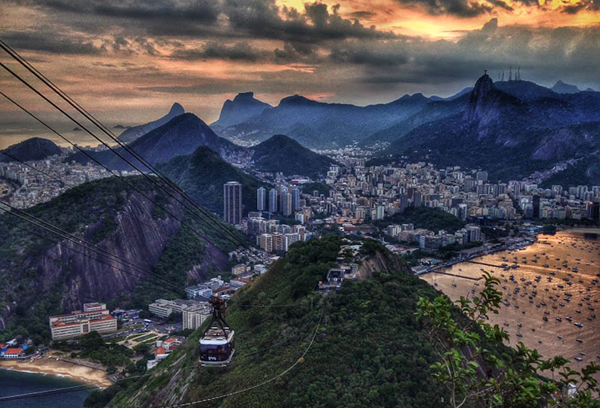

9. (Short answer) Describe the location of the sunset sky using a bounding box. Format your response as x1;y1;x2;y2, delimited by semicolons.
1;0;600;148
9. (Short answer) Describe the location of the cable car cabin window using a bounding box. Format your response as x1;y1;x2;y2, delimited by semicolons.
200;343;233;362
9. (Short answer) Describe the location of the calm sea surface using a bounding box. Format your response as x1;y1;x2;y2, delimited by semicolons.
0;368;92;408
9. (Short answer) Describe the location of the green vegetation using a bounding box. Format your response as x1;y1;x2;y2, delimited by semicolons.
481;225;510;242
159;146;267;216
540;155;600;189
417;272;600;407
300;182;331;196
55;332;133;372
251;135;335;178
373;206;465;234
93;237;447;407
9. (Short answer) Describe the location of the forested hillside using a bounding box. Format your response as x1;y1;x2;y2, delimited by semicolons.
93;237;446;408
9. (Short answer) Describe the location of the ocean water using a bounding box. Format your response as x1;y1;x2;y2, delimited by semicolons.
0;368;93;408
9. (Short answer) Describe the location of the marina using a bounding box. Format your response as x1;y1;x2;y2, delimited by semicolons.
422;229;600;376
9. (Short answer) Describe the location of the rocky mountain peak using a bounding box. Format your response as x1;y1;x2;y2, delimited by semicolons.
168;102;185;116
213;92;271;127
233;92;255;101
464;72;497;122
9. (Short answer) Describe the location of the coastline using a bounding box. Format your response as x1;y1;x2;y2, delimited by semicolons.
0;357;111;388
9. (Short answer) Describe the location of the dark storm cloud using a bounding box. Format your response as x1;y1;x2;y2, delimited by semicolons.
170;42;268;61
355;20;600;89
393;0;593;17
24;0;220;24
329;42;409;66
4;0;600;98
15;0;395;41
1;31;106;55
223;0;396;43
394;0;492;17
348;11;377;19
274;42;319;63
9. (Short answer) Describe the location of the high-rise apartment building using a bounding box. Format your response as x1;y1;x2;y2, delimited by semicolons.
224;181;242;225
269;188;278;213
282;192;293;216
257;187;266;211
291;188;300;210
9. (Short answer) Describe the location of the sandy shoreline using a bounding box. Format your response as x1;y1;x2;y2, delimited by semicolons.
0;357;111;388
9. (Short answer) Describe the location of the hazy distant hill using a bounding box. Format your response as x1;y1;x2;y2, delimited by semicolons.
159;146;266;216
216;93;429;148
0;137;61;162
551;80;581;94
117;103;185;143
249;134;336;178
212;92;272;128
69;114;244;171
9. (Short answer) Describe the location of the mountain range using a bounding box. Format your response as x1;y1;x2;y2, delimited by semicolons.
210;79;599;184
0;137;61;163
215;92;429;148
70;114;335;181
69;113;244;171
64;74;600;185
376;74;600;182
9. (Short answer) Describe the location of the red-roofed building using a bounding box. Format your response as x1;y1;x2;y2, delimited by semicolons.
2;348;25;359
156;347;167;361
163;337;182;352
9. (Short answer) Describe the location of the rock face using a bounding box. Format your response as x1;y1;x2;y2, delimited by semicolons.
357;250;407;280
0;177;232;333
463;73;514;126
0;137;61;162
38;190;183;311
212;92;271;128
117;103;185;143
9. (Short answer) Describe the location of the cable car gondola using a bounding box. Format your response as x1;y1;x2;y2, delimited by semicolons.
199;297;235;367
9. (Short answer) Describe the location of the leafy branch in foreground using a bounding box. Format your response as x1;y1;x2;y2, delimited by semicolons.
416;271;600;408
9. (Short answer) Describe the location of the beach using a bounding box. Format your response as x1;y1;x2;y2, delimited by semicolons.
421;229;600;379
0;354;111;388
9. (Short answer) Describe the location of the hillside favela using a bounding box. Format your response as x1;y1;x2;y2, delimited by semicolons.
1;1;600;407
